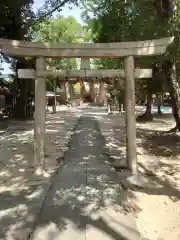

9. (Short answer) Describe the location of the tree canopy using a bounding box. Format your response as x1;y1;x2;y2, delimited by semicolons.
0;0;35;40
33;15;84;70
1;0;180;126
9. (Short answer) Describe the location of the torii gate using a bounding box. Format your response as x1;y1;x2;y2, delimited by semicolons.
0;37;174;175
18;60;153;106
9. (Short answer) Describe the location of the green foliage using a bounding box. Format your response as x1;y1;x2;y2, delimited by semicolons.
0;0;35;40
36;0;79;21
34;16;82;43
81;0;177;96
0;0;82;40
33;16;83;70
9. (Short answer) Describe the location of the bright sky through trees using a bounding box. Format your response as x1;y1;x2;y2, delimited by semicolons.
1;0;83;74
33;0;83;23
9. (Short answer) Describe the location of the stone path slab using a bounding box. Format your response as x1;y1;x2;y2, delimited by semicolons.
30;115;140;240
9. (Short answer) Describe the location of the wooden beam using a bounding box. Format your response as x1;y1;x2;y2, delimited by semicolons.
0;37;174;57
18;68;152;79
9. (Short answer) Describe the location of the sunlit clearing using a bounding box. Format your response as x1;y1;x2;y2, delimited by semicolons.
32;222;68;240
0;204;28;220
26;188;44;200
0;170;11;177
46;129;59;133
46;120;65;124
13;154;24;161
20;130;33;136
83;111;108;115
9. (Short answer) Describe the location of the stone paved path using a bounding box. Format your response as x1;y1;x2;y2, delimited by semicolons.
30;115;140;240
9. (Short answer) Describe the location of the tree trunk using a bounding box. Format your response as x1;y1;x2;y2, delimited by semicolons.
137;61;162;122
158;105;162;114
114;96;118;111
12;58;35;118
157;93;163;114
145;92;153;116
52;79;56;113
163;59;180;131
117;91;124;112
136;91;153;122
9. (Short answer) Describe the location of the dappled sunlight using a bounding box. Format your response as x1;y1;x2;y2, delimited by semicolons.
31;222;65;240
84;111;108;116
101;110;180;237
45;120;65;124
4;106;178;239
51;177;123;210
0;111;79;184
26;188;45;200
0;183;49;239
96;113;126;168
97;110;180;240
30;115;139;240
106;112;180;196
0;111;79;239
45;129;59;133
44;113;79;171
0;204;28;220
136;117;180;193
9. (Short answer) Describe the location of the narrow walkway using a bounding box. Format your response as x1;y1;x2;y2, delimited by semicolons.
30;116;140;240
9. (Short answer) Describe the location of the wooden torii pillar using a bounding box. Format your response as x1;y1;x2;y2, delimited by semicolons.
34;57;46;175
17;59;47;175
124;56;137;173
89;79;97;104
98;80;107;106
80;58;99;104
80;58;90;104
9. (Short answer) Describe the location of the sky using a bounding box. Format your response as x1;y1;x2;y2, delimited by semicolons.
1;0;83;75
33;0;83;23
1;60;13;75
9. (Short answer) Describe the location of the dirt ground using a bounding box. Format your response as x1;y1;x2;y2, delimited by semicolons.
0;111;80;239
134;115;180;240
1;107;180;239
0;111;79;188
99;110;180;240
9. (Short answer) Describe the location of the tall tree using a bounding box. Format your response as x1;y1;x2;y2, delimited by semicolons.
33;16;82;70
0;0;35;40
0;0;35;118
81;0;167;112
154;0;180;131
33;15;84;105
0;0;80;118
36;0;79;21
82;0;180;129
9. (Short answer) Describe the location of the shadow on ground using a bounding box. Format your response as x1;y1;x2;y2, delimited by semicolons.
137;127;180;158
105;113;180;202
30;116;140;240
0;111;79;239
